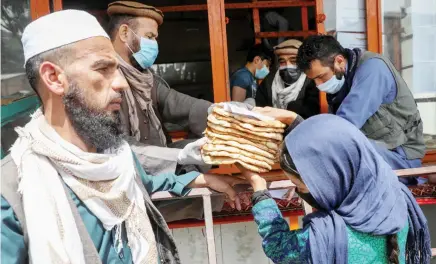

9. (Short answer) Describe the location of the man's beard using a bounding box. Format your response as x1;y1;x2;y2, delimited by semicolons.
63;83;123;151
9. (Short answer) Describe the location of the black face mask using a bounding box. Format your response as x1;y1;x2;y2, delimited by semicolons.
296;190;322;210
279;67;301;85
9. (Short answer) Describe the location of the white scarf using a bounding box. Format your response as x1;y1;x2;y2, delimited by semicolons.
271;70;307;109
10;108;157;264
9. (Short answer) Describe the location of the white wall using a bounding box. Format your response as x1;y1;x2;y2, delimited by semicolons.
324;0;367;50
381;0;436;136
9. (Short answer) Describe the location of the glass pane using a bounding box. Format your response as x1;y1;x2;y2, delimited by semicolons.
1;0;33;99
1;0;34;157
382;0;436;150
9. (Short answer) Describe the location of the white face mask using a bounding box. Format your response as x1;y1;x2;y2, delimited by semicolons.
317;74;345;94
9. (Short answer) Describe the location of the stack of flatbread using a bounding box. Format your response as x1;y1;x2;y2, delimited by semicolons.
202;105;286;173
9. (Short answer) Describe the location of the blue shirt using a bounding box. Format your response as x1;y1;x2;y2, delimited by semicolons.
334;58;421;171
336;58;397;129
230;67;258;99
1;155;199;264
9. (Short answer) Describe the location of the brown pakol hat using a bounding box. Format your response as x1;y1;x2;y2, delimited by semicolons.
274;39;302;56
107;1;164;25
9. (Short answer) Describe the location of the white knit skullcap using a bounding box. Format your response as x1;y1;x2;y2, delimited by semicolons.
21;10;109;65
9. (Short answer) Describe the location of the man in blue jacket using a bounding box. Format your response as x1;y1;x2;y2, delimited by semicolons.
297;35;425;185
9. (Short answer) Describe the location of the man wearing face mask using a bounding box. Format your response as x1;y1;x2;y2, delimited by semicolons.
107;1;248;221
270;39;319;119
297;35;425;185
230;44;272;102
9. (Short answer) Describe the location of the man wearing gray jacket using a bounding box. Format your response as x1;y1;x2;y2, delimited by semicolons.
106;1;254;221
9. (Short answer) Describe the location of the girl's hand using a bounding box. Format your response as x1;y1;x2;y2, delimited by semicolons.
189;174;243;211
235;164;267;192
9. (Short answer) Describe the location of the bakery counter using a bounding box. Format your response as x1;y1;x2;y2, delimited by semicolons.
153;165;436;229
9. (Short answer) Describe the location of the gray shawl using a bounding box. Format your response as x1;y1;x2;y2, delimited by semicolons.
117;55;167;146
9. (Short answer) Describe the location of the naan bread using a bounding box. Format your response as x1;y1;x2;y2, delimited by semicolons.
207;116;283;141
202;149;272;170
203;144;275;165
212;112;285;133
205;129;277;154
207;123;281;150
208;138;276;159
202;155;269;173
213;106;286;128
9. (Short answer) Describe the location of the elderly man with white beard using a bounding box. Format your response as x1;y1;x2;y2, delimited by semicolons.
0;10;242;264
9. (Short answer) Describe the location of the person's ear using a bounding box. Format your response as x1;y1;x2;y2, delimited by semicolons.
118;24;129;43
39;62;67;96
335;55;346;72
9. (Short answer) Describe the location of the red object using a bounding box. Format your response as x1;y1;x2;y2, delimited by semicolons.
256;31;317;38
316;13;326;23
30;0;50;20
207;0;230;103
158;1;316;13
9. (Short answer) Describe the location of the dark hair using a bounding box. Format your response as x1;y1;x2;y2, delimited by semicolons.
246;44;272;63
25;45;72;100
279;142;301;180
387;234;400;264
106;14;139;40
296;35;346;72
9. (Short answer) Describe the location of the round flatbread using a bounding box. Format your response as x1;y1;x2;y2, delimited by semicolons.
202;155;269;173
205;129;277;154
208;138;276;159
203;143;275;165
202;149;272;170
212;112;285;133
213;106;286;128
207;118;283;142
206;125;280;151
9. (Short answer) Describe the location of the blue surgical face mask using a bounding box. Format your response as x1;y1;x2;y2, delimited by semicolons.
317;74;345;94
126;28;159;69
255;65;270;80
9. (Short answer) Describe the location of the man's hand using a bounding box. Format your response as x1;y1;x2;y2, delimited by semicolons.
177;137;207;165
188;174;244;210
253;107;297;125
283;187;296;202
235;164;267;192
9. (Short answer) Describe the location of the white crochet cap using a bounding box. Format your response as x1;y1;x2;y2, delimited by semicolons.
21;10;109;65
